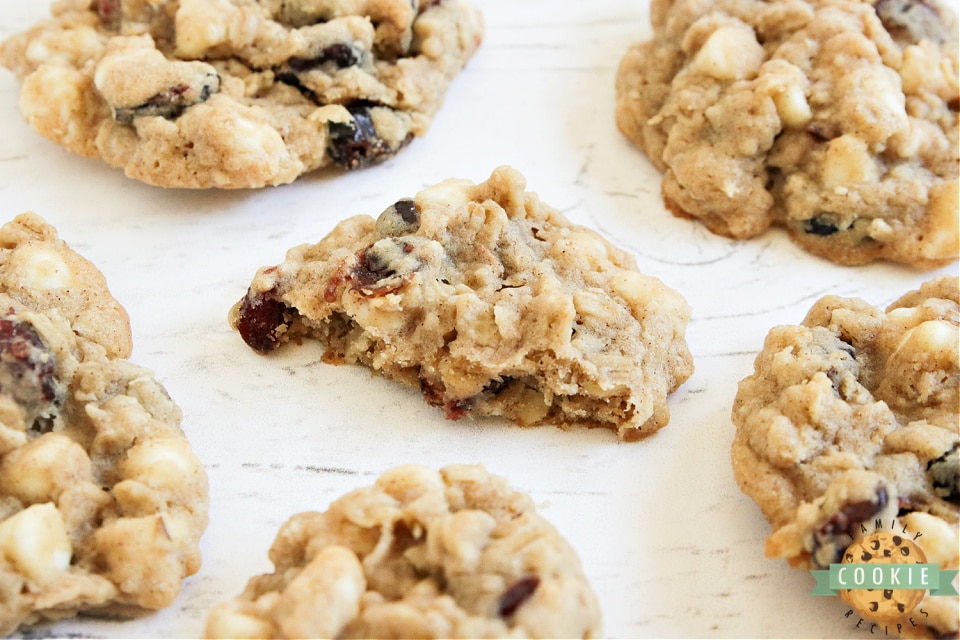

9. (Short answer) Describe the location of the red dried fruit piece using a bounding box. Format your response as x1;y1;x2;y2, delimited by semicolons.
97;0;121;24
0;315;65;430
498;576;540;618
235;289;297;353
419;378;469;420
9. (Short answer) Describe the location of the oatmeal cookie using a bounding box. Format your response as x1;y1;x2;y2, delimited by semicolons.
229;166;694;440
0;0;483;188
731;276;959;636
0;213;209;633
615;0;959;267
205;464;601;639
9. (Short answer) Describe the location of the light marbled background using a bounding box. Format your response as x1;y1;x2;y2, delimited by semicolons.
0;1;955;637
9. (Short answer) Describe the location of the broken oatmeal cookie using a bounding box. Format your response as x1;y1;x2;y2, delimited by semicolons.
229;166;694;440
205;464;601;639
0;0;483;188
0;213;209;634
731;276;959;637
615;0;959;267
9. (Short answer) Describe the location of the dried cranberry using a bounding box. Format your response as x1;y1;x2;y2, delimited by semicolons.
419;378;468;419
97;0;121;24
353;246;399;289
420;377;445;407
235;290;296;353
498;576;540;618
0;316;65;430
324;267;348;303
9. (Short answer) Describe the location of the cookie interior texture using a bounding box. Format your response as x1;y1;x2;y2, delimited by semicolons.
615;0;959;268
0;213;209;633
205;464;602;639
230;165;694;440
0;0;483;188
731;276;959;637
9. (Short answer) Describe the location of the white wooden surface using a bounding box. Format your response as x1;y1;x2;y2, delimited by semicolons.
0;1;956;638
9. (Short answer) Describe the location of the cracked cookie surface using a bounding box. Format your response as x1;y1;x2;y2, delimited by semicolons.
205;464;601;639
0;213;209;634
0;0;483;188
731;276;959;636
229;166;694;440
615;0;959;267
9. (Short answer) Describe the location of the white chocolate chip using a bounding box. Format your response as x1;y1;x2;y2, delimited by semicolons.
691;26;764;80
206;606;277;639
120;438;201;491
894;320;959;367
609;271;690;319
0;503;72;583
920;181;960;262
416;178;473;211
16;245;77;290
174;0;233;58
900;512;959;566
772;82;812;128
274;546;366;639
0;434;94;504
821;135;880;188
887;306;923;329
866;218;894;241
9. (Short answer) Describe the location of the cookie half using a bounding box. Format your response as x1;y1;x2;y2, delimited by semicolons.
615;0;959;267
731;276;959;636
206;464;601;639
230;166;694;440
0;0;483;188
0;213;209;633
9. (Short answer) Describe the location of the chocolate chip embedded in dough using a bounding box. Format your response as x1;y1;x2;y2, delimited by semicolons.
327;104;410;170
374;198;421;237
803;214;844;236
811;486;889;567
875;0;951;44
113;73;220;125
350;238;425;296
288;43;365;72
928;444;959;503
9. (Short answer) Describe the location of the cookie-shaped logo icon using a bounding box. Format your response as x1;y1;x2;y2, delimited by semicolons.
839;532;927;622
